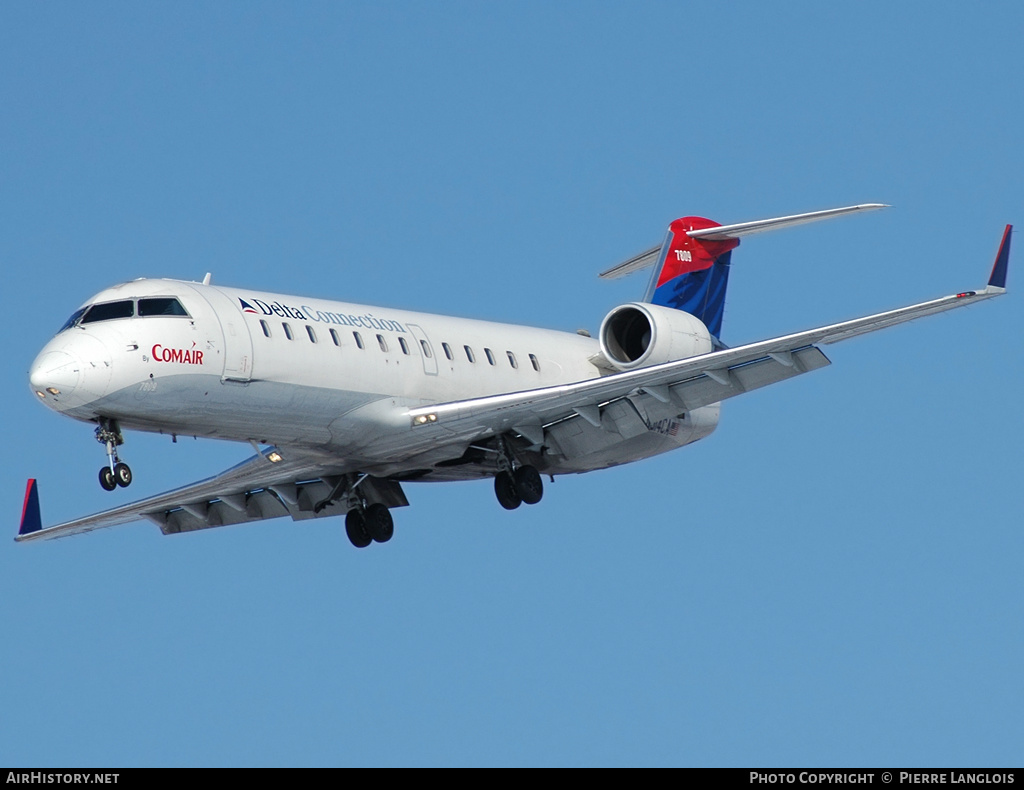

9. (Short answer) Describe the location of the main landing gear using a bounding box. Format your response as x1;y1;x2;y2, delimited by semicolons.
345;504;394;549
494;466;544;509
492;437;544;511
323;474;395;549
95;418;132;492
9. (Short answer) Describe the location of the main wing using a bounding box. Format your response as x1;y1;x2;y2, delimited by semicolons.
408;226;1011;446
17;446;409;542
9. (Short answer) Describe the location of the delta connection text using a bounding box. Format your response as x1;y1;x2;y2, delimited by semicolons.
241;298;407;333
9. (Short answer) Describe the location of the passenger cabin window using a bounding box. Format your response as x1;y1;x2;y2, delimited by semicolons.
377;334;388;352
306;325;317;343
81;301;134;324
260;320;271;338
464;345;475;363
353;332;364;349
420;340;432;358
442;342;453;360
138;297;188;317
484;348;495;366
330;328;340;346
507;351;518;369
282;323;293;340
529;354;540;372
399;337;410;355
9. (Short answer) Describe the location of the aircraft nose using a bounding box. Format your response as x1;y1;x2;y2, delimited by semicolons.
30;349;83;403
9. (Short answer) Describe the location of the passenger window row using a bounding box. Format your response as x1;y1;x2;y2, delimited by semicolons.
259;320;541;372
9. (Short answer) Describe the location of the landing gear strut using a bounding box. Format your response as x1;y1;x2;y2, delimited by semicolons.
95;418;131;491
492;436;544;510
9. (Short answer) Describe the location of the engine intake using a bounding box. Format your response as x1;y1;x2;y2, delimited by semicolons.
599;302;712;371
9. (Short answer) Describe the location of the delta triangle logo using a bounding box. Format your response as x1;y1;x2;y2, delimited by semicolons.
239;298;259;314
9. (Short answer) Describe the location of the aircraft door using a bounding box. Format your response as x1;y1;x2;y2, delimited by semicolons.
185;284;254;382
406;324;438;376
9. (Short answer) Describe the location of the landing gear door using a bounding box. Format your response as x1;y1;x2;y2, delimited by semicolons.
186;284;254;382
406;324;438;376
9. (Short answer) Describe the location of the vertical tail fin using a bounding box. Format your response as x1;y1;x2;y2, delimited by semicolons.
644;216;739;339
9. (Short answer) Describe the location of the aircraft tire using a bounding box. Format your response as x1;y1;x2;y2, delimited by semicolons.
514;465;544;505
365;503;394;543
114;462;132;488
494;472;522;510
99;467;117;491
345;510;372;549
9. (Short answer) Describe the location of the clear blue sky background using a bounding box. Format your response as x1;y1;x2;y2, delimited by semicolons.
2;1;1021;767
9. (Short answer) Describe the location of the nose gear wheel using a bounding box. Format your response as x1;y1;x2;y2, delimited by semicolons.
99;467;117;491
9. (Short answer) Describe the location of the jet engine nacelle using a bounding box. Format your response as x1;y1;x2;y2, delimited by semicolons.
598;302;713;371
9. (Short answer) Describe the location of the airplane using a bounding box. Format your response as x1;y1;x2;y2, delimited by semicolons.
18;205;1012;548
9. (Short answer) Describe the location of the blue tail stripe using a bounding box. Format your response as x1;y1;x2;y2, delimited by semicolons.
650;251;733;338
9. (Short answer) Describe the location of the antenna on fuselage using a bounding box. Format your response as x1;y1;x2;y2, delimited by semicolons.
202;273;212;285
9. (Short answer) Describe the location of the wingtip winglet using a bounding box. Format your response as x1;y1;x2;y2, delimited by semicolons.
988;224;1012;290
18;479;42;538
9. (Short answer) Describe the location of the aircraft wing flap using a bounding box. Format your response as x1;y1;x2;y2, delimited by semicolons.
667;346;831;412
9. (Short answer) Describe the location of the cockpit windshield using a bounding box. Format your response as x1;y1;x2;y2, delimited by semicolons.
80;300;135;324
138;297;189;317
58;297;191;333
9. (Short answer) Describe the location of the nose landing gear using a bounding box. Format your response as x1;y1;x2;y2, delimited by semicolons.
95;418;132;491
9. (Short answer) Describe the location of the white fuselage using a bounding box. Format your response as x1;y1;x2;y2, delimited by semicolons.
29;278;719;481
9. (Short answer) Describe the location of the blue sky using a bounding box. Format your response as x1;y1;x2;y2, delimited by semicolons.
2;1;1021;767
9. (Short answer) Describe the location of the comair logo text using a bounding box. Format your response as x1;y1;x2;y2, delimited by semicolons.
152;344;204;365
239;298;407;333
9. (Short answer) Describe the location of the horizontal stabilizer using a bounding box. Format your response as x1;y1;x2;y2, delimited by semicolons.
598;245;663;280
687;204;888;240
600;204;887;279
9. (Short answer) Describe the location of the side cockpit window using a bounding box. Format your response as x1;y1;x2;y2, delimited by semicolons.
80;300;134;324
139;297;189;317
58;307;87;333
